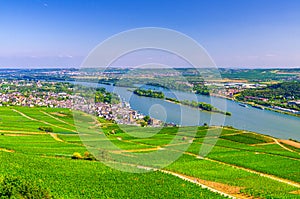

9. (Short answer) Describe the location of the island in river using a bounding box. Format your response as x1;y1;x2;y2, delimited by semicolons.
133;88;231;116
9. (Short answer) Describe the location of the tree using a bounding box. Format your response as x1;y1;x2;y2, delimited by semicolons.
143;115;150;122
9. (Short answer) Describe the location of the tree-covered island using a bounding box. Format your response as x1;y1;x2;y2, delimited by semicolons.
166;97;231;116
133;88;165;99
133;88;231;116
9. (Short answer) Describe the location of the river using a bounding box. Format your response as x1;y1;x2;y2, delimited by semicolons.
74;82;300;141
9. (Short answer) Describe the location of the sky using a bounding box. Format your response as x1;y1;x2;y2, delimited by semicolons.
1;0;300;68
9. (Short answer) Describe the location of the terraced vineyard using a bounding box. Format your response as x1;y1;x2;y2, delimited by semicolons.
0;106;300;198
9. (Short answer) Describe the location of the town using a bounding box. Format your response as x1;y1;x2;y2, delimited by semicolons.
0;80;162;127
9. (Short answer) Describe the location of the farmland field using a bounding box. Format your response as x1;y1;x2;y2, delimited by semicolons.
0;106;300;198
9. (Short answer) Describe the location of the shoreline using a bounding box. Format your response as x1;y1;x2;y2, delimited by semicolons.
209;93;300;118
231;98;300;118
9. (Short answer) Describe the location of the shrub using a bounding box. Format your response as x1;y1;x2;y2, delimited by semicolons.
71;152;82;159
83;151;96;161
0;176;52;199
225;112;232;116
38;126;53;133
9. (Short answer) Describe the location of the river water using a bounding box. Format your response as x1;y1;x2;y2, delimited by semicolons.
75;82;300;141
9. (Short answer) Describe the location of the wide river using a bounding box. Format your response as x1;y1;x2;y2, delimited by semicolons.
75;82;300;141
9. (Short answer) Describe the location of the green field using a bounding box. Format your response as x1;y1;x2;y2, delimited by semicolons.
0;106;300;198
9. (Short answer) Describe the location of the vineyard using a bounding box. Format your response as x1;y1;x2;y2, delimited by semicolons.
0;106;300;198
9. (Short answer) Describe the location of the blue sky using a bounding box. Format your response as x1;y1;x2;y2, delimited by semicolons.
1;0;300;68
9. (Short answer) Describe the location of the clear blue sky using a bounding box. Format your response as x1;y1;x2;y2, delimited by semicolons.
1;0;300;68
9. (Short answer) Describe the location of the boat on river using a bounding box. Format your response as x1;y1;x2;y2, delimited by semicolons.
239;103;248;108
252;105;265;110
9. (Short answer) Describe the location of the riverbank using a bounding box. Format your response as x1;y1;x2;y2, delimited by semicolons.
201;92;300;118
231;98;300;118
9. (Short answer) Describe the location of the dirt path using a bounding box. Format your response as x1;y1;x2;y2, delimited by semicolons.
249;132;299;154
12;109;77;133
204;157;300;188
48;132;85;146
274;138;300;154
120;138;155;147
279;140;300;149
120;146;161;153
162;139;194;147
12;109;36;121
160;170;239;199
220;131;245;137
0;130;45;135
250;142;276;146
49;133;65;143
0;148;14;153
1;134;29;137
40;111;75;127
